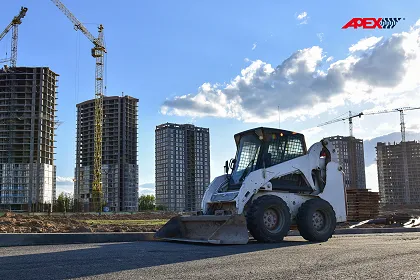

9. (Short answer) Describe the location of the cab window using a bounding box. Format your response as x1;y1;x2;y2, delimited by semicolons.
266;134;304;167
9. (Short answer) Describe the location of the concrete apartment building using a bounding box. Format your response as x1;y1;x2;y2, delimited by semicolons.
376;141;420;205
324;136;366;189
155;123;210;212
0;66;58;211
75;95;139;212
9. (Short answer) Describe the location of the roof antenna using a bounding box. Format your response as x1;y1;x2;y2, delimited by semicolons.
278;105;280;128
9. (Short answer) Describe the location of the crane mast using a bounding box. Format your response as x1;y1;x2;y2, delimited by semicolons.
50;0;106;212
0;7;28;67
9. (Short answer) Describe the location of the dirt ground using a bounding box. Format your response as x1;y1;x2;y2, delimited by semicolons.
0;209;418;233
0;212;177;233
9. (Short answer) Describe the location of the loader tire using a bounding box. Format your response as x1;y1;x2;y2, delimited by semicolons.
246;195;291;243
296;198;336;242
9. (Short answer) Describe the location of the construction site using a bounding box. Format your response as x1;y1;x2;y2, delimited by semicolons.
0;2;114;214
1;3;420;280
0;2;419;239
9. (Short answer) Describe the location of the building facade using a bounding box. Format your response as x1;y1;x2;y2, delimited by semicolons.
75;95;138;212
155;123;210;212
376;141;420;205
325;136;366;189
0;66;58;211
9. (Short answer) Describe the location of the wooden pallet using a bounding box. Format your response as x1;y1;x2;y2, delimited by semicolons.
346;188;380;222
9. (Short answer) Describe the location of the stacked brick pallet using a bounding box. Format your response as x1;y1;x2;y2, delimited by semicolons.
346;189;380;222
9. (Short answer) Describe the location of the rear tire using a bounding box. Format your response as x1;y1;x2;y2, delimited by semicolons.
296;198;336;242
246;195;291;243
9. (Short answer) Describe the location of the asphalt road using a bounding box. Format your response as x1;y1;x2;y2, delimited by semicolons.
0;233;419;280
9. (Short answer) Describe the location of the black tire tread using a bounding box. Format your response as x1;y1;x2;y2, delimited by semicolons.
296;198;336;242
246;195;291;243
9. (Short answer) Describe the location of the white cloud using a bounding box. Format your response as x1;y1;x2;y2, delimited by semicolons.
56;176;74;183
349;36;383;52
297;12;309;24
55;177;74;198
317;33;324;42
252;43;257;51
139;183;155;196
301;126;323;137
301;127;325;146
56;186;73;198
372;122;400;135
326;56;334;62
407;123;420;132
161;20;420;124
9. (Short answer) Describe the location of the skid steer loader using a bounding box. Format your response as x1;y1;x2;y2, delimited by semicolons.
155;127;346;244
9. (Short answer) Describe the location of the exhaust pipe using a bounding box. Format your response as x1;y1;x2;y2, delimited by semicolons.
154;215;249;245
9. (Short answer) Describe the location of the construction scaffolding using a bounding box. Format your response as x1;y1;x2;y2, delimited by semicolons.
75;95;138;212
0;66;58;211
376;141;420;206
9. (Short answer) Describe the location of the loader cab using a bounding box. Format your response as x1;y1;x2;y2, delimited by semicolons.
228;127;307;189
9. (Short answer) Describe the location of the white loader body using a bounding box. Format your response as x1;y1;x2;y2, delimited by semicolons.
202;140;346;222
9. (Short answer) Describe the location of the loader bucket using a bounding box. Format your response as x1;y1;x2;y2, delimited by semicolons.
154;214;249;244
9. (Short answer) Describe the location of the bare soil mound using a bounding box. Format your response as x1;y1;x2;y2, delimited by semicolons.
0;212;177;233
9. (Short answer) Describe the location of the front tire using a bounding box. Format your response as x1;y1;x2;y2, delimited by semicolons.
246;195;291;243
296;198;336;242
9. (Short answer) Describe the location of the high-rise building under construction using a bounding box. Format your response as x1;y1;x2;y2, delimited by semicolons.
376;141;420;205
324;135;366;189
75;95;139;212
155;123;210;212
0;66;58;211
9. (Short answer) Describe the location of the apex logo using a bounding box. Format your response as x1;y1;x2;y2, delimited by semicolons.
342;18;404;29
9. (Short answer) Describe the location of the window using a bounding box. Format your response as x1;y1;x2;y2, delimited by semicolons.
230;134;261;184
283;136;304;161
267;136;287;167
265;134;304;166
236;140;260;171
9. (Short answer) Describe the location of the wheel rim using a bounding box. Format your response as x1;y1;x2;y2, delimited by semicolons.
263;208;284;233
312;210;326;231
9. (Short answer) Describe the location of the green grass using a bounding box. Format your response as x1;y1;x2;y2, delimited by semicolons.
81;219;168;226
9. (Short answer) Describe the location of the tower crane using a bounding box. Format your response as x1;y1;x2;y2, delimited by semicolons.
0;7;28;67
318;107;420;142
361;107;420;142
50;0;106;212
318;111;363;137
318;106;420;205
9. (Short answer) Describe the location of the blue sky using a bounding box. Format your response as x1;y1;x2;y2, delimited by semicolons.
2;1;420;194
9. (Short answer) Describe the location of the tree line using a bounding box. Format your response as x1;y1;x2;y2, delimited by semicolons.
53;192;166;212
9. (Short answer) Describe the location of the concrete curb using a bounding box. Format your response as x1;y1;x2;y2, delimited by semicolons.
0;232;156;247
1;228;419;247
288;227;420;236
